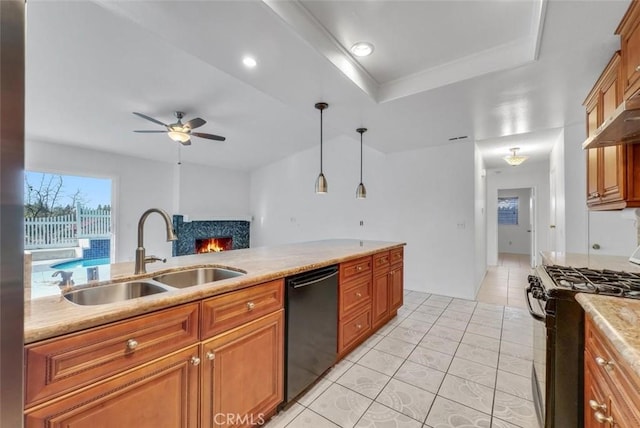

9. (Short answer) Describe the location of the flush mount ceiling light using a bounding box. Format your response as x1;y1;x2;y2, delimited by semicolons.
350;41;374;57
315;102;329;194
242;56;257;68
504;147;529;166
356;128;367;199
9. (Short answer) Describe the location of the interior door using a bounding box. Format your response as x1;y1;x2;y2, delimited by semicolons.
549;168;558;254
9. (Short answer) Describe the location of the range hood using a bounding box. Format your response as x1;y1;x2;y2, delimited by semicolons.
582;94;640;149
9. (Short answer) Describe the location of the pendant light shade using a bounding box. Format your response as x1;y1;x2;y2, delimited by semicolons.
356;128;367;199
315;102;329;194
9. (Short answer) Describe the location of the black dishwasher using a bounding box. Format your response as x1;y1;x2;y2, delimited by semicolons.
284;264;338;404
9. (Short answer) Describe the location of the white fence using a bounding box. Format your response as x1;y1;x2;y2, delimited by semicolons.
24;207;111;249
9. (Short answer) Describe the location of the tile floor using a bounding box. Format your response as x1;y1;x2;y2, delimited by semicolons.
476;253;533;309
265;287;539;428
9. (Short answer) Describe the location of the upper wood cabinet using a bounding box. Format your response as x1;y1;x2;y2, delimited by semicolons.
583;52;640;210
617;0;640;99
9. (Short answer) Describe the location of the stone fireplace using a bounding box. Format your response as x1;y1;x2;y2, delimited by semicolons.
172;215;250;256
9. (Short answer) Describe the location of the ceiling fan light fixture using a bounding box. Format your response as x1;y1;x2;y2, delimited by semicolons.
168;131;191;143
504;147;528;166
350;41;374;57
315;102;329;194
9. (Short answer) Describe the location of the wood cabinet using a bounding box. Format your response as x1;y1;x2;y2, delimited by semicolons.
24;280;285;428
617;0;640;99
201;310;283;428
584;52;628;210
338;256;372;356
25;345;200;428
338;248;404;357
584;316;640;427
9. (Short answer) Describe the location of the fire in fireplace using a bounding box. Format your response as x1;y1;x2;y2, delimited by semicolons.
195;237;233;253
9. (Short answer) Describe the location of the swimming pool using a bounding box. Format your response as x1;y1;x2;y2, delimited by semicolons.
51;257;111;269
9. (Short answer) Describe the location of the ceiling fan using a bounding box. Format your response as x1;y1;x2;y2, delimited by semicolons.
133;111;226;145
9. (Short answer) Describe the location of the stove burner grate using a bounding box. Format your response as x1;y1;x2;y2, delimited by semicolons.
544;265;640;298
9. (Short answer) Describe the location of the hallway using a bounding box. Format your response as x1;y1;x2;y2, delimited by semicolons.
476;253;532;309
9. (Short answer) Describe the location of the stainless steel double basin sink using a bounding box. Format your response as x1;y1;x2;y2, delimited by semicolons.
63;267;245;306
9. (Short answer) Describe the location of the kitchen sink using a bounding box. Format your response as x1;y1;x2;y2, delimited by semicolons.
153;267;245;288
63;281;168;305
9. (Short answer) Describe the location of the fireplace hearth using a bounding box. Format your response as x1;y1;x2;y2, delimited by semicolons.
172;215;250;256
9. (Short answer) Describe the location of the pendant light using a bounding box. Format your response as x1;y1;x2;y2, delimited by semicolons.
315;102;329;194
503;147;528;166
356;128;367;199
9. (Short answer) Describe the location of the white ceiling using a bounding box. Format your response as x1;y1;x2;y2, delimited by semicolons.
25;0;630;172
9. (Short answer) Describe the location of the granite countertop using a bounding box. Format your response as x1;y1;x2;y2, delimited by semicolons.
25;239;404;344
541;251;640;273
576;293;640;380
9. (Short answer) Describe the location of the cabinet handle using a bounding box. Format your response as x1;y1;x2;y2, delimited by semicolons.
190;356;201;366
246;301;255;311
206;351;215;361
635;64;640;72
595;356;614;370
355;292;362;298
594;411;614;424
126;339;138;351
356;324;362;329
357;266;363;271
589;399;607;412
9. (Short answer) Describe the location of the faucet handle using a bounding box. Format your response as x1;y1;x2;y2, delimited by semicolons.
145;255;167;264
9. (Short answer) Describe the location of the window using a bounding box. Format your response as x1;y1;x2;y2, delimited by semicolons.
498;197;518;225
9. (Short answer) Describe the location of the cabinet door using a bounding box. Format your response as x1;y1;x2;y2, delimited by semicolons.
372;271;389;327
25;345;200;428
201;310;283;428
389;265;404;313
584;360;609;428
619;1;640;98
601;145;626;203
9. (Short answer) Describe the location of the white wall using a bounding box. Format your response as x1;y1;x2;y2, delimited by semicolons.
26;140;250;262
486;161;550;266
474;145;487;294
497;188;531;255
250;139;480;299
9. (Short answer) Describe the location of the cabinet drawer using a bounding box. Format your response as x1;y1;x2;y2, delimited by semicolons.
373;251;390;271
340;256;372;282
25;303;199;408
339;307;371;354
390;247;404;265
339;276;372;319
201;279;283;339
585;317;640;423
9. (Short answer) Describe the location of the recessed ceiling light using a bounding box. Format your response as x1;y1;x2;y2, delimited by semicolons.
242;56;257;68
350;42;374;57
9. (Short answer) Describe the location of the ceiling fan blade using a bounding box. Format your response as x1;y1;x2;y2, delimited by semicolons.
192;132;226;142
184;117;206;130
133;112;168;127
180;139;192;146
133;130;168;133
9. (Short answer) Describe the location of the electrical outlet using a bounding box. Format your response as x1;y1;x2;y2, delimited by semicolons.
359;220;364;226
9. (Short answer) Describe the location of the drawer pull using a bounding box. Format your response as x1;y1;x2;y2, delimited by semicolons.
355;292;362;298
589;399;607;412
357;266;363;272
595;356;614;370
247;301;256;311
206;351;215;361
190;356;201;366
594;411;614;424
635;64;640;72
356;324;362;330
126;339;138;351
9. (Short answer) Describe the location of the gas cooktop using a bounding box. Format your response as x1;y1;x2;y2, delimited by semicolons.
544;265;640;298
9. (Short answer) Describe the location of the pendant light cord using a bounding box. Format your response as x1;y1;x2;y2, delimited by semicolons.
360;132;363;182
320;108;324;173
